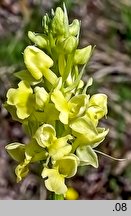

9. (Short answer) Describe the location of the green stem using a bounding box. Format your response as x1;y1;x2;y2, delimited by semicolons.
48;192;64;200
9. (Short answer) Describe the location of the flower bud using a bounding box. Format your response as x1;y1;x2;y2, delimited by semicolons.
34;86;49;111
28;31;47;48
51;7;66;35
69;19;80;36
74;45;92;65
65;187;79;200
55;37;65;54
34;124;56;148
63;36;77;54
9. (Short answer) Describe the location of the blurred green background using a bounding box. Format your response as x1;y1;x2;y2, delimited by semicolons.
0;0;131;199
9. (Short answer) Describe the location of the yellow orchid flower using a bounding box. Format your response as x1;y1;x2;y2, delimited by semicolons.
51;89;89;124
34;124;73;160
87;93;108;125
6;81;33;119
42;154;79;195
24;46;58;85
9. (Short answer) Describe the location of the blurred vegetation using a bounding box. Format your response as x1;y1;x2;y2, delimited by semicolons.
0;0;131;199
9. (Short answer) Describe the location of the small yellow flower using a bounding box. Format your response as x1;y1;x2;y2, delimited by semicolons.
51;89;89;124
65;187;79;200
24;46;58;85
6;81;33;119
34;124;73;160
42;154;79;195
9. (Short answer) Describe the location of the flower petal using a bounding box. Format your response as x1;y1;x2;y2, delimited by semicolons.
6;89;16;105
70;115;97;136
15;159;30;182
56;154;79;178
42;167;67;194
49;135;72;160
34;124;56;148
68;94;89;118
5;142;25;162
51;90;69;124
72;128;109;150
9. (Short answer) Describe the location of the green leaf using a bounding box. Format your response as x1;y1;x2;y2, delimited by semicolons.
61;54;73;81
76;146;98;168
55;120;65;137
58;54;66;77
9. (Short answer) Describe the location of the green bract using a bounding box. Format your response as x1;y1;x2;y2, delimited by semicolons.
5;142;25;162
5;5;109;197
76;146;98;168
